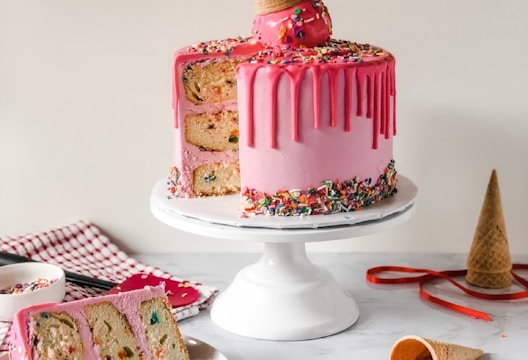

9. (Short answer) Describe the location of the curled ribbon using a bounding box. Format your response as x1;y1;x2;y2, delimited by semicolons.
366;264;528;321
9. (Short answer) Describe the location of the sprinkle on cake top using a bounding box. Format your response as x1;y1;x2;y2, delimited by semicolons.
180;37;258;56
177;1;387;66
179;37;389;66
248;39;388;65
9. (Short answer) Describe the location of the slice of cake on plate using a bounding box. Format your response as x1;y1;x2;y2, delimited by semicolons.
9;286;190;360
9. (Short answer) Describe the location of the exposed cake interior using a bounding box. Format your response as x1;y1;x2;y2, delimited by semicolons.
9;286;190;360
171;49;246;198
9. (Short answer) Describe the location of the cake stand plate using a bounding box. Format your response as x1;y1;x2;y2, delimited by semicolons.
151;176;417;341
151;176;416;231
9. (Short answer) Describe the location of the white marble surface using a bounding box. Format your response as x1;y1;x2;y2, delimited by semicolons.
134;252;528;360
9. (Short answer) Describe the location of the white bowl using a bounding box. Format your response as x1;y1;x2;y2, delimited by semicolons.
0;262;66;321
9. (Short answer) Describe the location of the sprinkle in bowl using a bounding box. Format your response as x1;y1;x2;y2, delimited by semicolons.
0;262;65;321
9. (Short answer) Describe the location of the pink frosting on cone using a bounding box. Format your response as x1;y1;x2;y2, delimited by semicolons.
252;0;332;48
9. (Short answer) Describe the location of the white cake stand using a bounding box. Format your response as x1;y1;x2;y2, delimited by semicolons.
150;176;417;341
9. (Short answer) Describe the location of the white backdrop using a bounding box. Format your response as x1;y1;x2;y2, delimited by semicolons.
1;1;527;254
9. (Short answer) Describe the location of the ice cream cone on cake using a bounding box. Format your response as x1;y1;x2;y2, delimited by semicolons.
390;335;484;360
254;0;303;14
466;169;512;289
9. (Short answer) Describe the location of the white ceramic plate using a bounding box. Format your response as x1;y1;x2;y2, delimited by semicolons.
184;336;228;360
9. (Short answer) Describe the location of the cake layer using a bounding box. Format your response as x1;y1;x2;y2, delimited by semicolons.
170;139;239;198
185;111;239;152
9;286;190;360
84;302;139;359
140;298;186;359
192;161;240;196
182;59;240;104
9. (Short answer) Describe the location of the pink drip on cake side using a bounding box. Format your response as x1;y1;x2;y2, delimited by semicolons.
237;55;396;151
235;45;397;206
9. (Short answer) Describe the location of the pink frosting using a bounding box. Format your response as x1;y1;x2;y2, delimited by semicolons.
237;51;396;195
9;286;167;360
252;0;332;47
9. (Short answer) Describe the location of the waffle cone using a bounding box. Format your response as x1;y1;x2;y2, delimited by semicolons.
254;0;303;14
466;170;512;289
390;335;484;360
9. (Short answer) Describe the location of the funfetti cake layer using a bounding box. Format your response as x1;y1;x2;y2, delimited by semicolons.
9;286;190;360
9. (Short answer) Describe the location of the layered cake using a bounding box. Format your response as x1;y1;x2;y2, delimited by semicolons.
169;0;398;216
9;286;190;360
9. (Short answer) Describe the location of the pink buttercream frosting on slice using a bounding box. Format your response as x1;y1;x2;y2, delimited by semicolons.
252;0;332;47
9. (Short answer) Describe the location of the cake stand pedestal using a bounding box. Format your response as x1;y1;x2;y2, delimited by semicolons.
151;176;417;341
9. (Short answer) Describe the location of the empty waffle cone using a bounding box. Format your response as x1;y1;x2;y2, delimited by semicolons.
254;0;303;14
390;335;484;360
466;169;512;289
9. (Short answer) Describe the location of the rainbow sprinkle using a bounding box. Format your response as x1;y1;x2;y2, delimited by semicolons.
167;166;180;199
249;39;386;65
0;277;58;294
242;161;397;216
181;37;387;66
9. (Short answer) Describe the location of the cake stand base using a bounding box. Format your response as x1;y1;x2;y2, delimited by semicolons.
151;176;417;341
210;241;358;341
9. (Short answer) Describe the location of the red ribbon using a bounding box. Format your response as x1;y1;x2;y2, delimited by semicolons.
366;264;528;321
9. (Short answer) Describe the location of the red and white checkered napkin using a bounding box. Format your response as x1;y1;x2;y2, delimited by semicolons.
0;221;217;352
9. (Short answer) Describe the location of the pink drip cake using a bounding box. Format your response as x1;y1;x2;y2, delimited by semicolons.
9;286;190;360
168;0;398;216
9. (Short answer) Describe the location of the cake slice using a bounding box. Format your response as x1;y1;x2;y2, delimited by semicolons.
9;286;190;360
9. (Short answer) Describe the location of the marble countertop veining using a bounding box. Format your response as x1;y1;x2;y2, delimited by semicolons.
134;252;528;360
